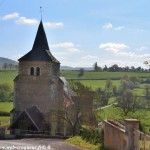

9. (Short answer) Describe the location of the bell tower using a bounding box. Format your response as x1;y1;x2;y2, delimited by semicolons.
10;21;64;135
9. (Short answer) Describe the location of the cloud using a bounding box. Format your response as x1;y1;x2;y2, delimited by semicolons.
2;12;64;27
102;23;113;30
82;55;98;60
51;42;80;58
102;23;125;31
99;43;129;53
99;42;150;59
136;46;147;51
44;22;64;28
114;26;125;31
2;12;19;20
15;17;38;25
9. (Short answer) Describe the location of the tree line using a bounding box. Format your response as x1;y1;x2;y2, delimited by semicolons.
93;62;150;72
1;63;18;70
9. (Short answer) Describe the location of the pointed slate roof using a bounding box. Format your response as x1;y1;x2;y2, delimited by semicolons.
9;105;45;131
19;20;59;63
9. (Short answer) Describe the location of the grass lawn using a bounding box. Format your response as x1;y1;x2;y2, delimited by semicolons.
0;102;13;113
61;70;150;79
65;136;100;150
0;102;12;127
0;70;17;87
80;80;120;90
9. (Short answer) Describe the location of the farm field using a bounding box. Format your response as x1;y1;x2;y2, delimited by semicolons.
61;70;150;79
0;69;150;89
0;70;150;129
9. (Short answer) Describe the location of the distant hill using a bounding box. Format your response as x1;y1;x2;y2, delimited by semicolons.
0;57;18;68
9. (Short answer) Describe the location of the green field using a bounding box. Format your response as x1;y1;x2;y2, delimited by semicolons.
80;80;121;90
61;70;150;79
0;70;17;87
0;102;13;113
0;70;150;130
1;70;149;90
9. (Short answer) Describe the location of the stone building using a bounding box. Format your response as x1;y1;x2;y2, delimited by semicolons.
10;20;71;135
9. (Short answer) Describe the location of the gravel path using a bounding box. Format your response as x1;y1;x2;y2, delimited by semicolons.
0;138;86;150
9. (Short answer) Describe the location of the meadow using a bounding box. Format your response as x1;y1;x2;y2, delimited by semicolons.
0;69;150;129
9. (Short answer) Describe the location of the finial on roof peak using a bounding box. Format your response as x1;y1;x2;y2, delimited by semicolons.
40;6;43;20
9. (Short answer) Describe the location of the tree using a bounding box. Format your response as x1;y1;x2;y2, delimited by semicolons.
108;64;119;72
96;88;109;106
103;65;108;71
56;81;97;136
93;62;99;72
2;63;8;70
117;89;139;116
78;68;84;77
144;85;150;108
0;83;13;101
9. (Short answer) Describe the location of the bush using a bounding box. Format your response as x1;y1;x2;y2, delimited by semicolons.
0;111;10;116
80;125;104;146
0;83;13;102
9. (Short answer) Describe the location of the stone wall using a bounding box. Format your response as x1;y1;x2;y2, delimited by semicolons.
104;119;140;150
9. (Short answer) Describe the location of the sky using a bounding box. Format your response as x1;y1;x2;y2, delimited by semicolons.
0;0;150;68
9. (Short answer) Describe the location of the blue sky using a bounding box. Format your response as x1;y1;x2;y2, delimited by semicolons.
0;0;150;68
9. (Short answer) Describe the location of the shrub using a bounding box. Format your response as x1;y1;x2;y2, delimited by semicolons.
80;125;104;146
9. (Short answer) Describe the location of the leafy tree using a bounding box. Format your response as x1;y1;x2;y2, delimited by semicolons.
144;85;150;108
103;65;108;71
2;63;8;70
0;83;13;101
112;85;118;96
59;81;97;136
78;68;84;77
117;89;139;116
93;62;99;72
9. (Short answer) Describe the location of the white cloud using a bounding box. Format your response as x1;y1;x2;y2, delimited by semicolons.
2;12;64;27
114;26;125;31
102;23;113;30
66;48;80;53
82;55;98;60
44;22;64;28
99;42;150;59
136;46;147;51
102;23;125;31
2;12;19;20
99;43;129;53
51;42;80;59
15;17;38;25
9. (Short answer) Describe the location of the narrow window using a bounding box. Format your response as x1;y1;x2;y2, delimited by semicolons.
36;67;40;76
30;67;34;76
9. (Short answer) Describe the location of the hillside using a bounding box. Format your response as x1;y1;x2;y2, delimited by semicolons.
0;57;18;68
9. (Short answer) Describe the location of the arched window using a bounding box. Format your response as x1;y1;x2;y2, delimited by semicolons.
36;67;40;76
30;67;34;76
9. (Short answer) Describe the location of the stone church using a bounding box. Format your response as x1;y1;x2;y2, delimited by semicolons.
10;20;72;135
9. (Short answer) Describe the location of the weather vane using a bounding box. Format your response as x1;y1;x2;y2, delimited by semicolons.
40;6;43;20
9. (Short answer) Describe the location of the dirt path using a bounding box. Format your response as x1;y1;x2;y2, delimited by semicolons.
0;138;86;150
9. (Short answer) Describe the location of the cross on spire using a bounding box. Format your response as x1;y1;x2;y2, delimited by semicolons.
40;6;43;20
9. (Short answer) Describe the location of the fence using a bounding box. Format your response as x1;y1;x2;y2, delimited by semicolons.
139;132;150;150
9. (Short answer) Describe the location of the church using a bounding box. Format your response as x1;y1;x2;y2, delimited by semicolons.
10;20;72;136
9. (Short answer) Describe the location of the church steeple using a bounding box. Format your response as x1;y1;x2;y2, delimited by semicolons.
32;20;49;51
19;20;59;63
